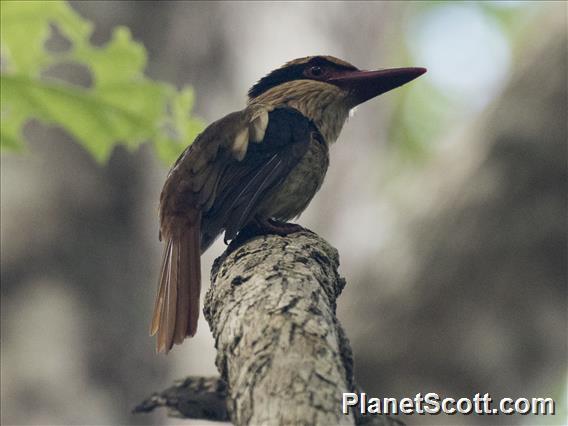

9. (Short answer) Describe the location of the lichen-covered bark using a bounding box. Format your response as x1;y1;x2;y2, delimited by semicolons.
132;376;229;421
204;230;354;426
136;229;402;426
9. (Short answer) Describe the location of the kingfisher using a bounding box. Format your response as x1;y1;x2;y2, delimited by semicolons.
151;56;426;353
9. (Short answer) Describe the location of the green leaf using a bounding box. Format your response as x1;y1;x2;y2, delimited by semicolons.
0;106;26;152
2;74;169;161
1;0;204;165
1;1;60;74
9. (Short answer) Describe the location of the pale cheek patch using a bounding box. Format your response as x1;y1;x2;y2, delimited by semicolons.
249;109;269;143
232;127;249;161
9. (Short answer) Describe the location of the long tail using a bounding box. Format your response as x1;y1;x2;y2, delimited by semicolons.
150;216;201;353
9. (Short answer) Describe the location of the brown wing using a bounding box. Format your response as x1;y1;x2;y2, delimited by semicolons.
152;108;255;353
152;104;315;353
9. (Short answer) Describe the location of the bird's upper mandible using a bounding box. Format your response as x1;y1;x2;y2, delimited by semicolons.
247;55;426;144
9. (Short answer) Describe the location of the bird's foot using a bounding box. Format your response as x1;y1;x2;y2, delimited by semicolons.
227;219;306;254
256;218;305;236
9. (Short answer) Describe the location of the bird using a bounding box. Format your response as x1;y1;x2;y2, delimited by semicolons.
150;55;426;353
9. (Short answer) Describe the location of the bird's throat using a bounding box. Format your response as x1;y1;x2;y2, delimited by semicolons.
249;80;351;144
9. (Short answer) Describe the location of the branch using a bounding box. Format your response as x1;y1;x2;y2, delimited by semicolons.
135;230;402;426
205;230;354;425
132;376;229;421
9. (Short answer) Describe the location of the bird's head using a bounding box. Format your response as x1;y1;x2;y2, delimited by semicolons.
248;56;426;143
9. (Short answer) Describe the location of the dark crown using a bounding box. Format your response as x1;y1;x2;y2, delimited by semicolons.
248;56;357;99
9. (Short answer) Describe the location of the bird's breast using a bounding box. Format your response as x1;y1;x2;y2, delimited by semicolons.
257;135;329;221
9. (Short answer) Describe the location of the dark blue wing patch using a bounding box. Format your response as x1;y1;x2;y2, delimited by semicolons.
200;107;318;248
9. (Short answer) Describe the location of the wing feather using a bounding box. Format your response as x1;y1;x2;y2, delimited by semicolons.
223;155;282;240
201;107;314;245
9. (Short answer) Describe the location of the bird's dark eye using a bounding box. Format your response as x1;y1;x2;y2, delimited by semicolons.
308;66;323;77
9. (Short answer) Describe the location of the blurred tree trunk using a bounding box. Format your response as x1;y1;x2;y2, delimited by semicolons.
355;15;567;424
1;2;234;424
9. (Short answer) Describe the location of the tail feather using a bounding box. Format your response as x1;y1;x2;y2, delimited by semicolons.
150;239;171;336
159;244;177;352
186;221;201;337
173;234;189;344
150;215;201;353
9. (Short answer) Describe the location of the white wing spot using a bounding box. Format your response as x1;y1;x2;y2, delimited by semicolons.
232;127;249;161
249;109;269;143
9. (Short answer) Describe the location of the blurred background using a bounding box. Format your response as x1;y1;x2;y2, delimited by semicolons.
1;1;566;425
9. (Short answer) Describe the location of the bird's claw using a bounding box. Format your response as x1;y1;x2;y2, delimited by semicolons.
258;218;305;236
